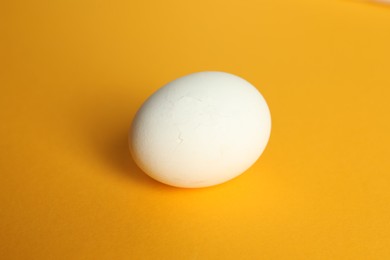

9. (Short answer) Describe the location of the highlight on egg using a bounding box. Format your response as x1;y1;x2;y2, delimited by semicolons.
129;71;271;188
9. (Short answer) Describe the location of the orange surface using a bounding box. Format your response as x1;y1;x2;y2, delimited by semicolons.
1;0;390;259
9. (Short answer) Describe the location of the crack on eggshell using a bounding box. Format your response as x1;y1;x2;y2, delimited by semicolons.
164;93;233;161
176;132;183;144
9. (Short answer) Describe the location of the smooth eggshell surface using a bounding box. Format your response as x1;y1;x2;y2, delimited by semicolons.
130;71;271;188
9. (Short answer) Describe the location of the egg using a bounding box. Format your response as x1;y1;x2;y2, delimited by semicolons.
129;71;271;188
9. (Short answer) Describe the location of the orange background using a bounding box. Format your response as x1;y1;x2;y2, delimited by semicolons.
1;0;390;259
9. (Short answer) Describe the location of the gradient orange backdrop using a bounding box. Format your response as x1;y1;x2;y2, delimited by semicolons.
1;0;390;259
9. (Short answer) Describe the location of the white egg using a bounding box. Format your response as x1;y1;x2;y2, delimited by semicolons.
129;71;271;188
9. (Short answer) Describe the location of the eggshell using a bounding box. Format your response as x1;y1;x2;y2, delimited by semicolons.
129;71;271;188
